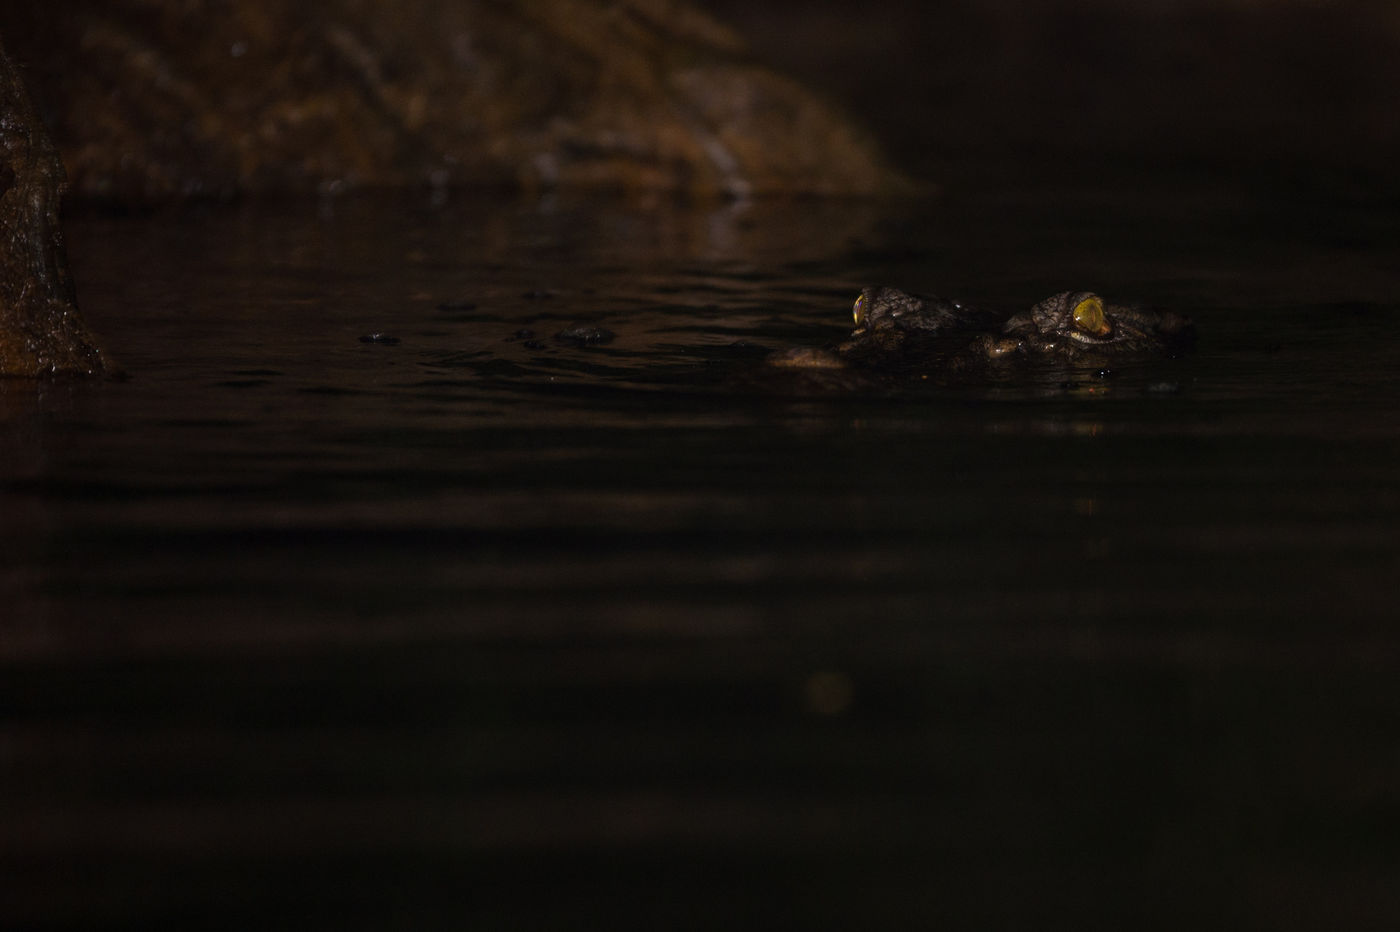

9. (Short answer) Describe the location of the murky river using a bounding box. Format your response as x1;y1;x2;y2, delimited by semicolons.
4;180;1400;928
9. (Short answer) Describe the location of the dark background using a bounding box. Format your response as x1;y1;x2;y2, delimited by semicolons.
703;0;1400;192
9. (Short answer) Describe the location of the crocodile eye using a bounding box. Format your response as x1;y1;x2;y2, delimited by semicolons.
1072;295;1111;337
852;293;866;325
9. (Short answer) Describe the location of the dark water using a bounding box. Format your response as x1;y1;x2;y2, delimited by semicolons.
4;182;1400;929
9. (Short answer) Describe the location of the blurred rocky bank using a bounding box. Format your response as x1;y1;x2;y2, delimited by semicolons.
0;0;909;202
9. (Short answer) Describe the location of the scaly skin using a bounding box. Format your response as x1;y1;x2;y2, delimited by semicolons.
767;286;1194;374
765;286;1002;371
972;291;1195;363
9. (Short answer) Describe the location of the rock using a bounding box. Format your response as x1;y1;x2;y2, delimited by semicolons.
3;0;911;202
0;33;107;378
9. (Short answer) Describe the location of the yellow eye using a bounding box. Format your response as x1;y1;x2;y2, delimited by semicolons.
1072;295;1111;336
852;293;865;325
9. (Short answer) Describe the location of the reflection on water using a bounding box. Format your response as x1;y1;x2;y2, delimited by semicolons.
4;184;1400;929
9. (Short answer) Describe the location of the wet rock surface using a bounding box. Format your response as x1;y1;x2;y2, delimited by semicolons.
0;34;106;378
2;0;909;201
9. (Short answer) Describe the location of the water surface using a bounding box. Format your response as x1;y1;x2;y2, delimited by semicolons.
4;182;1400;929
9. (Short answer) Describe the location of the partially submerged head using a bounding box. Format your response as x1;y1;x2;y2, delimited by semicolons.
850;286;950;333
1012;290;1195;355
1030;291;1115;343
